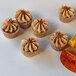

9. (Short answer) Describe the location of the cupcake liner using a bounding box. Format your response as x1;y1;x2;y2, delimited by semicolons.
32;29;48;38
22;50;39;57
51;41;68;51
59;15;74;23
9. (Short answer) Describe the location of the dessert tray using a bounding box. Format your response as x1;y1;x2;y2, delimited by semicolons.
0;0;76;76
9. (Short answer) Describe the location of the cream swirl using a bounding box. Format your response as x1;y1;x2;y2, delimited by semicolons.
21;38;39;52
15;9;32;23
51;32;68;47
2;18;18;33
32;19;48;33
59;5;74;18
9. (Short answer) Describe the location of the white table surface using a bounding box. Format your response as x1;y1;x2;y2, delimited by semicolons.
0;0;76;76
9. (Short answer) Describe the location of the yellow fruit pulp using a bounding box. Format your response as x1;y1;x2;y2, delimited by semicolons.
68;36;76;48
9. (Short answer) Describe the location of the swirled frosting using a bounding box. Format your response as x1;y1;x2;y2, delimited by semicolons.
32;19;48;33
51;32;68;47
2;18;18;33
22;38;39;52
15;9;32;23
59;5;74;18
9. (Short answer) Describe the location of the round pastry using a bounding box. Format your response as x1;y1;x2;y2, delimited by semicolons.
15;9;32;29
21;38;39;57
59;5;74;23
32;19;48;37
51;32;68;51
2;18;19;39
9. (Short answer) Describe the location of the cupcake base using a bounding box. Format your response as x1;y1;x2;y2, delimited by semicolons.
17;20;32;29
2;27;19;39
32;29;48;38
51;42;68;51
59;15;74;23
22;50;39;57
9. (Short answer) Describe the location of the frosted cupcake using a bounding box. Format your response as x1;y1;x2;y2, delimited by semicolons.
51;32;68;51
21;38;39;57
59;5;74;23
15;9;32;29
32;19;48;37
2;18;19;39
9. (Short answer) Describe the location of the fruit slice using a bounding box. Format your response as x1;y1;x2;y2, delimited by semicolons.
60;47;76;73
68;35;76;48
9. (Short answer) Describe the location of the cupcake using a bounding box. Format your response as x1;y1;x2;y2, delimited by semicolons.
59;5;74;23
51;32;68;51
32;19;48;37
2;18;19;39
21;38;39;57
15;9;32;29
